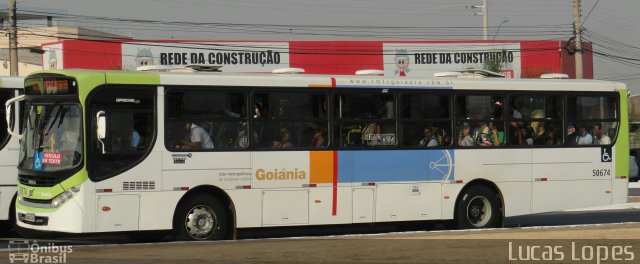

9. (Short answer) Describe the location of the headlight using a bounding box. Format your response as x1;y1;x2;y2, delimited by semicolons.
51;196;64;208
50;186;79;208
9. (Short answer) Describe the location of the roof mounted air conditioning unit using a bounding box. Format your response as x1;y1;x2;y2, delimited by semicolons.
434;68;506;78
355;69;384;76
272;68;305;74
540;73;569;79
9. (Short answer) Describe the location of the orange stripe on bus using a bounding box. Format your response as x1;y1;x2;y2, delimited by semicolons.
308;84;333;88
309;151;334;184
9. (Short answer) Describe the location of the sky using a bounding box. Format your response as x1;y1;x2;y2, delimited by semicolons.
16;0;640;94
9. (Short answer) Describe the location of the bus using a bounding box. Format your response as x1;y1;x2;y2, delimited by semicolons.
9;70;628;240
0;76;23;229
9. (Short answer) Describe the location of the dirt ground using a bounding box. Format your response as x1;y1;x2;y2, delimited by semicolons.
3;223;640;264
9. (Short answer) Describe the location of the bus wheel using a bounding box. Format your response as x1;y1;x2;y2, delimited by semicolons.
174;194;227;241
455;185;500;229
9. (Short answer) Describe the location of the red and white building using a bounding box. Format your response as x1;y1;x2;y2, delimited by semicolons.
41;40;593;78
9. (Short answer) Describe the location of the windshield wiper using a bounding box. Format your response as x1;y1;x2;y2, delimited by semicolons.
36;103;61;150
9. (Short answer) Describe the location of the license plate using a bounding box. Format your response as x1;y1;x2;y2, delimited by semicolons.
24;213;35;222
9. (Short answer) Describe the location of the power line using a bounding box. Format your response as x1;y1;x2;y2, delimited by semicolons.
580;0;600;27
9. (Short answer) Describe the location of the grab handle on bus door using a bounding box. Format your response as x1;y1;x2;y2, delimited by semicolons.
5;94;24;140
96;110;107;154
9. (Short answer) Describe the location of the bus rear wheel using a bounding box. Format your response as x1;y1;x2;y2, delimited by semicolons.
174;194;228;241
455;185;501;229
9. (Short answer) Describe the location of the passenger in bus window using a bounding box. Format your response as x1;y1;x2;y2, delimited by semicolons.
130;129;141;151
530;108;545;138
311;129;328;148
419;127;439;147
566;124;578;145
487;121;503;146
177;122;214;150
272;128;294;148
458;123;475;147
253;103;263;119
518;126;534;146
576;125;593;145
129;116;146;151
593;123;611;145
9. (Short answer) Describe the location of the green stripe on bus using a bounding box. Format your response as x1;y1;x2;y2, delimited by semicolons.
18;183;64;200
104;71;161;85
616;89;629;178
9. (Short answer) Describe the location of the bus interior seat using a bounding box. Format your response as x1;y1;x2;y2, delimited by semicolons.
347;128;362;146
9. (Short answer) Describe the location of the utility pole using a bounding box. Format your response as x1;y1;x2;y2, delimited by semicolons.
8;0;18;76
482;0;488;40
468;0;489;40
573;0;583;79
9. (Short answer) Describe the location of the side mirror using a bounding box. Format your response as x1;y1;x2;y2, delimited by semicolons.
96;111;106;154
97;111;106;139
5;94;24;140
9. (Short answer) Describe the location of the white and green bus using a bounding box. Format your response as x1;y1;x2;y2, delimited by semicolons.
0;76;23;228
9;70;629;240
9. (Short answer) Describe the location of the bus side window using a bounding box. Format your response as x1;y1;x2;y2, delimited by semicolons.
456;95;503;147
567;96;617;146
253;92;328;150
509;95;563;146
335;92;396;148
166;90;247;150
400;93;450;147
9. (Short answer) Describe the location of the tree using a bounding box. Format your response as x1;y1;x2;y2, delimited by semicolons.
483;58;503;73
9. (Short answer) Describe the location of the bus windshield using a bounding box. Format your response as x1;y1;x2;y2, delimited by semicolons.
19;103;83;171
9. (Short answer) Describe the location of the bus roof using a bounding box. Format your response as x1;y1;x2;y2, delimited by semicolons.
28;69;626;92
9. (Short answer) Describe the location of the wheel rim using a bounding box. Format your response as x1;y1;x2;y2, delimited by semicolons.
466;196;492;227
185;205;217;239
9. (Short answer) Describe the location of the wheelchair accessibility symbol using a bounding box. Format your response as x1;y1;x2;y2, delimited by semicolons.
601;146;612;163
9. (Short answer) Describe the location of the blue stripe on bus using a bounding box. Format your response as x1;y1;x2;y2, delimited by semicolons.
336;85;453;89
337;149;454;183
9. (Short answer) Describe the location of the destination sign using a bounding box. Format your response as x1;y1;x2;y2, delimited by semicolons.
25;77;77;95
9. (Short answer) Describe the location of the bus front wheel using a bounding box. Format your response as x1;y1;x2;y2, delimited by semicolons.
174;194;228;241
455;185;501;229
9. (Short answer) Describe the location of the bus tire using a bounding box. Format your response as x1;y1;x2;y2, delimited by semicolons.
174;194;228;241
455;185;500;229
